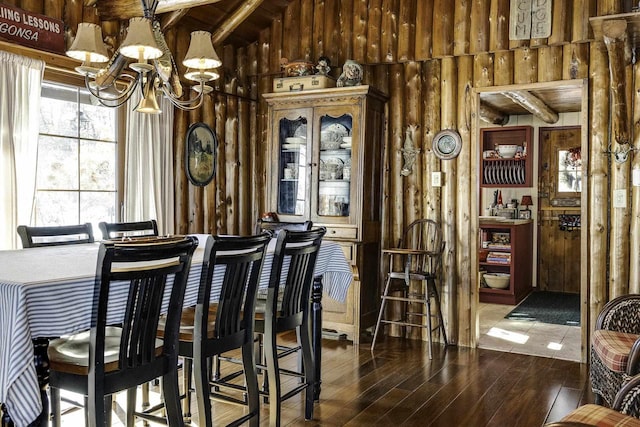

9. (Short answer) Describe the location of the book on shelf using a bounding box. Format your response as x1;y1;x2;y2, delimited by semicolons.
486;251;511;263
487;243;511;250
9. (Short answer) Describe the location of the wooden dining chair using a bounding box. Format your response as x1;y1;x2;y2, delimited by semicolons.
17;223;94;248
255;219;313;235
137;233;271;427
98;220;159;240
371;219;448;358
46;235;198;427
215;227;326;426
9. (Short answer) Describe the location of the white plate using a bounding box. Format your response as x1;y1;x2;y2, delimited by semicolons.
321;123;349;139
285;137;304;145
340;143;352;149
282;144;300;150
293;124;307;137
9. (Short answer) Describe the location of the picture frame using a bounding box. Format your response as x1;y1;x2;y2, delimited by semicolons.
185;122;217;186
519;209;531;219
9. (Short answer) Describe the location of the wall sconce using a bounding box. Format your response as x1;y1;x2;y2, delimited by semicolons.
605;144;638;163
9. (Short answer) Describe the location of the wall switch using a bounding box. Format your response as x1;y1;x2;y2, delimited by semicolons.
432;171;442;187
633;168;640;187
613;189;627;208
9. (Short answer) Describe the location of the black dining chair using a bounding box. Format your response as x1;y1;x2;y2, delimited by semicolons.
17;223;94;248
255;219;313;235
46;235;198;427
98;220;159;240
215;227;326;426
136;233;271;427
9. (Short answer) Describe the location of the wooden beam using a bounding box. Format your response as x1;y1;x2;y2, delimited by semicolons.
603;19;630;145
96;0;223;20
160;9;189;31
479;103;508;125
502;90;559;124
211;0;265;45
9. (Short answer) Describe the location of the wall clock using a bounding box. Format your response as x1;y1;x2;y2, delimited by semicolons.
432;129;462;160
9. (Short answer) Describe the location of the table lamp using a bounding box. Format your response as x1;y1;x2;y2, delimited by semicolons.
520;195;533;219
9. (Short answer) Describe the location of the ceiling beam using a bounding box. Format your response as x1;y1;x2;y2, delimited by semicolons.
479;103;509;125
211;0;265;45
503;91;559;124
95;0;223;21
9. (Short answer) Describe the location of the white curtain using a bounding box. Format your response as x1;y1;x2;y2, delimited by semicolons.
0;51;44;250
124;91;175;235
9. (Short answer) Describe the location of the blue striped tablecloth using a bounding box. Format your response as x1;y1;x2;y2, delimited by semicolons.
0;236;352;427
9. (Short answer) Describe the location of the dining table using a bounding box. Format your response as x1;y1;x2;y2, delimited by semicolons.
0;234;353;427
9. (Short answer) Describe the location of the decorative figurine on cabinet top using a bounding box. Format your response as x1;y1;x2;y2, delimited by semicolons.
316;56;331;76
337;59;363;87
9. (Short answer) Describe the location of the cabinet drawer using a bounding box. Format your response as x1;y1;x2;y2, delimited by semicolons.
324;226;358;240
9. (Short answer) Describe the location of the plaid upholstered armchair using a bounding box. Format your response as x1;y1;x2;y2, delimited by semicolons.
590;294;640;407
546;372;640;425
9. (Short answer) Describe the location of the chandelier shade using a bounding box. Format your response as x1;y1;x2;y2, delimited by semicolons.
66;23;109;63
119;17;163;61
183;31;222;70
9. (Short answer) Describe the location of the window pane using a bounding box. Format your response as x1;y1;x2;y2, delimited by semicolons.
40;84;79;137
80;192;116;234
558;149;581;192
80;140;116;191
36;136;78;190
80;103;116;141
34;191;79;225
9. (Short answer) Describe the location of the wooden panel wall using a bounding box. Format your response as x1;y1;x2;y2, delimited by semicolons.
13;0;640;347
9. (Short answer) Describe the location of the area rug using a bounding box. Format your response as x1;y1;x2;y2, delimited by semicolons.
505;291;580;326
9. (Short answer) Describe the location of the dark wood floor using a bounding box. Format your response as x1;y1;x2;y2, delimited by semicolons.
193;332;593;427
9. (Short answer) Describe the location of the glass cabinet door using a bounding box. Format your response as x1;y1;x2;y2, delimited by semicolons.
317;113;352;218
277;116;309;216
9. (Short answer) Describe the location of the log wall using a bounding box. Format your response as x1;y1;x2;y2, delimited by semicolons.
9;0;640;348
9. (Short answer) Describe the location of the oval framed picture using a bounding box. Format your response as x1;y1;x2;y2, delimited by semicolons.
185;122;217;186
432;129;462;160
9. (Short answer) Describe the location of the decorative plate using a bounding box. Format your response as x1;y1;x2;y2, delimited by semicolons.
432;129;462;160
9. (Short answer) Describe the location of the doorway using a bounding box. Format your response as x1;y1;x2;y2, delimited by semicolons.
473;80;589;363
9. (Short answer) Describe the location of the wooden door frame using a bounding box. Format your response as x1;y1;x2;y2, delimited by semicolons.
472;79;589;363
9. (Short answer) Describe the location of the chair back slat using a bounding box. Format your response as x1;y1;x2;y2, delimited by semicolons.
400;219;444;277
92;236;197;380
196;233;271;351
268;228;326;329
99;220;159;240
17;223;94;248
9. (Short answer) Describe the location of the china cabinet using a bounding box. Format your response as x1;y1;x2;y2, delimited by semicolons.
480;125;533;187
263;86;387;344
479;219;533;305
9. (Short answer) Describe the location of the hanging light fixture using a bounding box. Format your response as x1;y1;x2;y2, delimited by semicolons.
66;11;220;113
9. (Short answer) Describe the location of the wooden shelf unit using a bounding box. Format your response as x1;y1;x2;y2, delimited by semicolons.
480;125;533;188
479;220;533;305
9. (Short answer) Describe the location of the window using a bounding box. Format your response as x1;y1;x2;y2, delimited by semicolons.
557;148;581;193
36;82;117;230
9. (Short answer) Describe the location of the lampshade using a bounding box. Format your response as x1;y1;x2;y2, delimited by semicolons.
182;31;221;70
119;17;163;61
521;195;533;207
66;23;109;63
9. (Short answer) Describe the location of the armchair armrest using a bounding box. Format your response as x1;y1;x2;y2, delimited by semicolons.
613;372;640;417
596;294;640;334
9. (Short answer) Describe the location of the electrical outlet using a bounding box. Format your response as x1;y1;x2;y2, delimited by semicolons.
614;189;627;208
432;172;442;187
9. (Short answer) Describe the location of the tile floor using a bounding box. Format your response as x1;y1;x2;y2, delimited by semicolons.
478;302;582;362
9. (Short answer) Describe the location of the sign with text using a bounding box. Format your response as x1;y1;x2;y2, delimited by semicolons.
0;3;65;53
509;0;552;40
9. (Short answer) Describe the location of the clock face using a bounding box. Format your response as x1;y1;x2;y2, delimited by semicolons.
433;130;462;160
438;135;457;154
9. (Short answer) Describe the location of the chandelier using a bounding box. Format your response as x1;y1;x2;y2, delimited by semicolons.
65;3;220;114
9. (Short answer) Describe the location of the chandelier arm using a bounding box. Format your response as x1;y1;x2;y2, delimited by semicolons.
84;73;140;108
163;89;205;111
